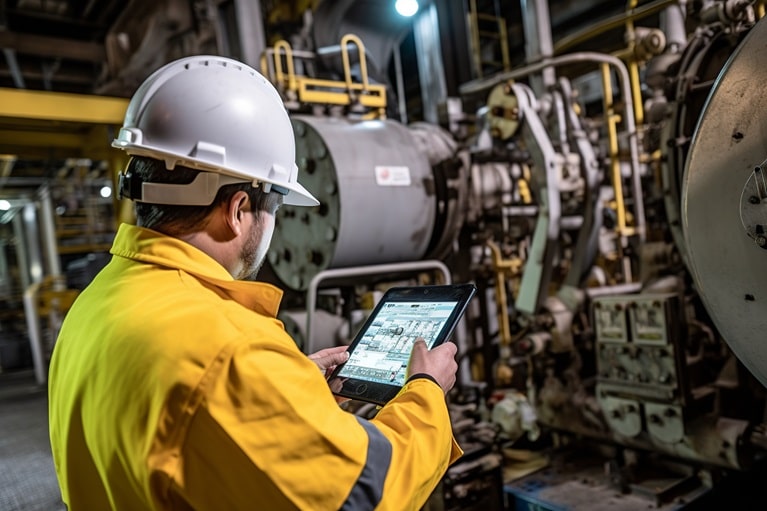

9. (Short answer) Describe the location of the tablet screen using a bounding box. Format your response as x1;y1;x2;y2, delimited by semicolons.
337;300;458;386
329;283;476;405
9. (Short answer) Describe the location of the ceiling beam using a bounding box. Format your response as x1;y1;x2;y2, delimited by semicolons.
0;127;120;159
0;30;106;62
0;88;127;124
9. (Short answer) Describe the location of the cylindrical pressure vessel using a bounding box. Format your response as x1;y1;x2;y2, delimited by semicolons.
268;116;438;290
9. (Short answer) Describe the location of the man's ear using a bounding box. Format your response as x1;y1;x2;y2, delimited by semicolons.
223;190;251;237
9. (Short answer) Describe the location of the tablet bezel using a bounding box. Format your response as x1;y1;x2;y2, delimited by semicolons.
328;283;476;406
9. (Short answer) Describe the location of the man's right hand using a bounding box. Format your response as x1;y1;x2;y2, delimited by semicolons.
407;338;458;394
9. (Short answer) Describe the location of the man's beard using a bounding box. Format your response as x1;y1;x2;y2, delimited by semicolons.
238;224;265;280
238;212;274;281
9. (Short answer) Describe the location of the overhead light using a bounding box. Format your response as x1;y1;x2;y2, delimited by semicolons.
0;200;10;211
395;0;419;17
100;185;112;198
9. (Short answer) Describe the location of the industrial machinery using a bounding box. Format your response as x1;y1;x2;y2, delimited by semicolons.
251;1;767;508
3;0;767;508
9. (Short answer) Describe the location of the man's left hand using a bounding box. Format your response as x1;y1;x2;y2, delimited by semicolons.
309;345;350;402
309;345;349;377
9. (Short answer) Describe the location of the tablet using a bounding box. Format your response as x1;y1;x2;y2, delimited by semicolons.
329;283;476;405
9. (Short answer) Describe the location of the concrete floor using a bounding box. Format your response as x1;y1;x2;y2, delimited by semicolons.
0;370;65;511
3;367;767;511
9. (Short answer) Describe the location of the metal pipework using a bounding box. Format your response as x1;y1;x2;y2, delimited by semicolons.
700;0;755;24
486;240;523;347
521;0;556;92
460;51;646;243
601;63;633;243
303;260;452;355
38;186;61;279
624;0;648;127
552;0;680;55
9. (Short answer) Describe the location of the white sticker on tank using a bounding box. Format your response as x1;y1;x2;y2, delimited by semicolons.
375;166;411;186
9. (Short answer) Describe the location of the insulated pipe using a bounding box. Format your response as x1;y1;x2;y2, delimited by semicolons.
521;0;556;92
269;116;438;290
304;260;452;355
23;284;45;384
38;186;61;279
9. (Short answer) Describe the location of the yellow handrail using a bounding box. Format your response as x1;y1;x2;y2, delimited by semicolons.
259;34;386;117
340;34;370;95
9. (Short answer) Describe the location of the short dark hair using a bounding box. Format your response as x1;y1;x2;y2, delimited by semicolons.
127;156;282;233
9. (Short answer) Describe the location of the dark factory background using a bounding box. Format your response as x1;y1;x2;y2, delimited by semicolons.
2;1;767;509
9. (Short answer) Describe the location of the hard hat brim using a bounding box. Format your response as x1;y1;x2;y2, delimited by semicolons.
283;182;320;207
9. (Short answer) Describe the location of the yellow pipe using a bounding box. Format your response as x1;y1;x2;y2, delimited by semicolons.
624;0;645;126
601;63;628;236
628;61;644;126
486;240;523;347
519;164;533;204
487;240;512;347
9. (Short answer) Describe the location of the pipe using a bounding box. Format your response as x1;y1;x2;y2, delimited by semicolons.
23;283;46;384
2;48;25;89
304;260;452;354
38;186;62;279
460;51;646;242
553;0;680;54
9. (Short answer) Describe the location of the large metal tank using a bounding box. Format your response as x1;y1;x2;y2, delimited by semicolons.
268;116;438;290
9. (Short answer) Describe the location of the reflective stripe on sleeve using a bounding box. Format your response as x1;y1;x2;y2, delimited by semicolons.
339;417;392;510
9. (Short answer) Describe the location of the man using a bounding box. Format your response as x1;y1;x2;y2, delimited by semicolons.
48;55;462;510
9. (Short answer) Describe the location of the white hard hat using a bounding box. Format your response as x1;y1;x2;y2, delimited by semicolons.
113;55;318;207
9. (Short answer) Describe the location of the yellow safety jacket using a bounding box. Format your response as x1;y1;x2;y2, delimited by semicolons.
49;223;462;510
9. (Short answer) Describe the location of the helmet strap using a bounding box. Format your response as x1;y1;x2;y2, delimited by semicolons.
118;171;249;206
119;169;288;205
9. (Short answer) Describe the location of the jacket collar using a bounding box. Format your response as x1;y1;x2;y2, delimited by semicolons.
110;223;284;318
